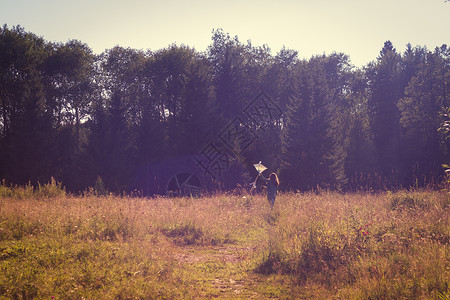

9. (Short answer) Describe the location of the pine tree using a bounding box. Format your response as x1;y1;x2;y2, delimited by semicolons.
398;45;450;185
0;25;57;184
281;56;337;190
365;41;403;187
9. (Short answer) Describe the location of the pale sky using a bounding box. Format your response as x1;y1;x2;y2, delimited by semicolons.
1;0;449;67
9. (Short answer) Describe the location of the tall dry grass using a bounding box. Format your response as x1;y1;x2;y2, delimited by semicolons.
0;182;448;298
257;190;449;298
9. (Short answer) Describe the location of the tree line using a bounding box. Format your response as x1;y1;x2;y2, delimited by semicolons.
1;25;449;194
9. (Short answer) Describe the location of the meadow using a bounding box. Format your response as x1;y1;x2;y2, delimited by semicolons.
0;181;448;299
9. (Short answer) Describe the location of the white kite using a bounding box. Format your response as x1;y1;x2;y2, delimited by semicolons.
253;161;267;174
250;161;267;191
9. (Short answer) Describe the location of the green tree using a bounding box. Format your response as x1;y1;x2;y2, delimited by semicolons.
208;29;281;179
208;29;267;121
397;45;450;185
365;41;403;187
281;55;339;190
41;40;95;190
0;25;57;184
341;69;377;190
148;45;216;157
42;40;94;142
249;47;298;173
322;53;360;189
85;46;147;192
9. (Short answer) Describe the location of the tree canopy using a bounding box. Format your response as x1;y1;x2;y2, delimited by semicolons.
1;26;449;194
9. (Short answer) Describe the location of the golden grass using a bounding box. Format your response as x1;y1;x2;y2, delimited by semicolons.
0;187;448;299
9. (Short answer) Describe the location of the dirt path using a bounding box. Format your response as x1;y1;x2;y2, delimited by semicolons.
172;243;284;298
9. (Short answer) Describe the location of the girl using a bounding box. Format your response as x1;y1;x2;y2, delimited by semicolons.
261;172;279;208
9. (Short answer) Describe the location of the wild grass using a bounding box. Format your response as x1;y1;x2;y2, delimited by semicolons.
0;182;448;299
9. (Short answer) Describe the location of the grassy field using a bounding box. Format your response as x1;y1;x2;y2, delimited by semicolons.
0;182;449;299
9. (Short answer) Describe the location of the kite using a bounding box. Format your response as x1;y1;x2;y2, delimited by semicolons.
253;161;267;174
250;161;267;192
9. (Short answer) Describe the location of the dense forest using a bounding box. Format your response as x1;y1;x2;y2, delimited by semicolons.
0;25;449;195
